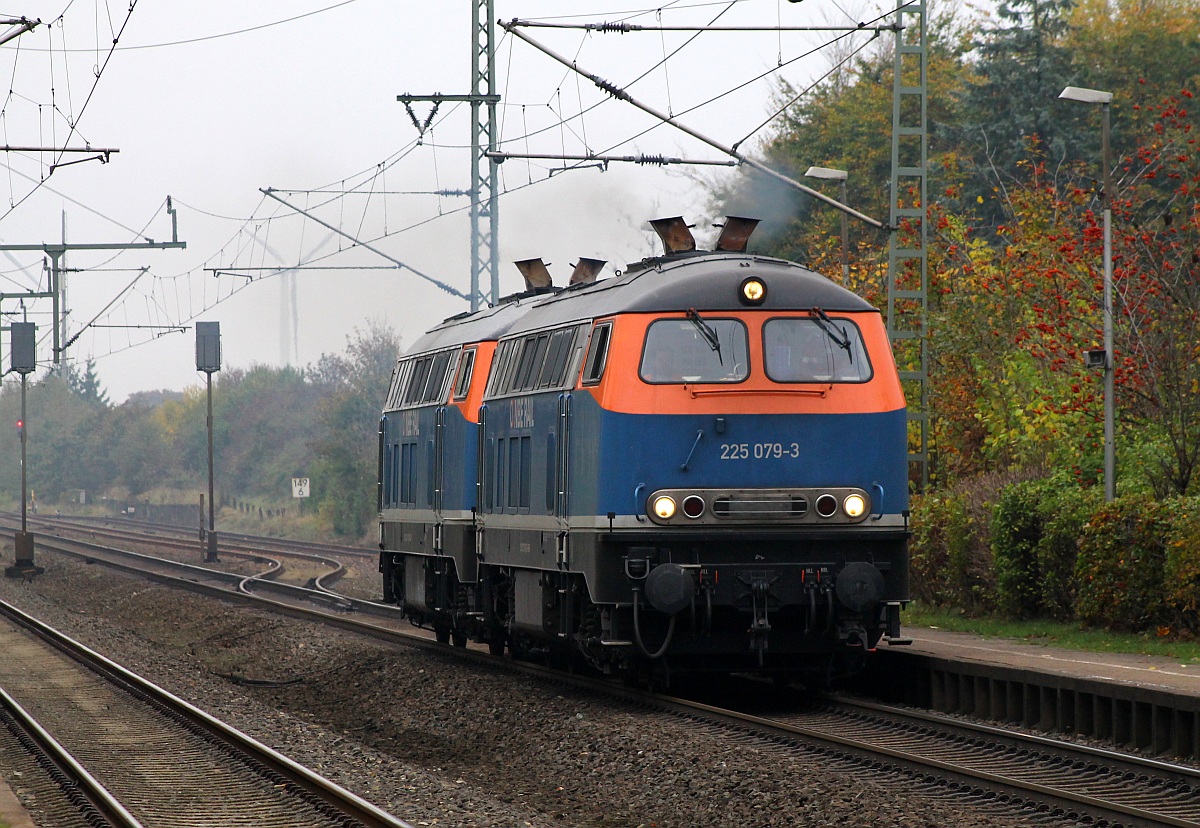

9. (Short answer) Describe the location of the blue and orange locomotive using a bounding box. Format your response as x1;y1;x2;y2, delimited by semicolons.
378;216;909;684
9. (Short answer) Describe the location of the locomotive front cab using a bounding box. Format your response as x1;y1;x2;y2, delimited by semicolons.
571;260;909;678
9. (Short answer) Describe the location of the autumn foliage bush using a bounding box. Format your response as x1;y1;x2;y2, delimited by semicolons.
912;481;1200;635
990;476;1099;620
1073;495;1174;630
1164;499;1200;634
908;491;970;607
990;480;1046;618
1036;486;1099;621
909;472;1027;612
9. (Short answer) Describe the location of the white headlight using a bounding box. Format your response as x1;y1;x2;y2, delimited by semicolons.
843;493;867;518
652;495;677;519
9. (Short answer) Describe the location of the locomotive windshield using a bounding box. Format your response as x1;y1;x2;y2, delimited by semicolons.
764;317;872;383
640;318;749;383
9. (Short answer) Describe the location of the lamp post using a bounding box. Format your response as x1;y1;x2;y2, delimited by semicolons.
1059;86;1115;501
805;166;850;283
196;322;221;561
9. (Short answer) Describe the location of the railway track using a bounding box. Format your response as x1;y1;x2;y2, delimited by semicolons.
1;514;398;620
696;686;1200;827
27;513;361;585
0;597;411;828
6;518;1199;827
32;512;376;560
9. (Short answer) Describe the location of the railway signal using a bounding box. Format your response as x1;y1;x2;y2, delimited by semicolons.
7;321;43;578
196;322;221;563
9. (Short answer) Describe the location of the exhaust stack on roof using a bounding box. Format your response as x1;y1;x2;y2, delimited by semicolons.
569;258;606;286
514;258;554;292
715;216;760;252
649;217;697;256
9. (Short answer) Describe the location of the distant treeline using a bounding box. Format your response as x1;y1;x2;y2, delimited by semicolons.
0;323;400;540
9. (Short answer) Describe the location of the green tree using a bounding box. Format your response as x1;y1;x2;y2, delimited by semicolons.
0;372;99;502
957;0;1078;215
308;322;401;538
715;6;973;292
211;365;322;497
66;359;111;407
107;402;173;498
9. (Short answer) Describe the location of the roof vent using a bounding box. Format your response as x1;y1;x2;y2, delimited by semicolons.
649;217;697;256
569;258;606;286
514;258;554;292
715;216;760;252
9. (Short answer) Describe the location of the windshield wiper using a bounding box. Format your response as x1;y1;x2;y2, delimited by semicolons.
686;307;723;364
812;307;853;363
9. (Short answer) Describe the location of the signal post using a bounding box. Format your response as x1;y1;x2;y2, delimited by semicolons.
196;322;221;562
7;321;42;578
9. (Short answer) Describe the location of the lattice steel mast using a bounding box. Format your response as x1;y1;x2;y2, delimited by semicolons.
397;0;500;311
473;0;500;310
886;0;930;490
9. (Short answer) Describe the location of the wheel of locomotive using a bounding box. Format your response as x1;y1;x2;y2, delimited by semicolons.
434;623;451;645
486;628;507;656
451;628;468;648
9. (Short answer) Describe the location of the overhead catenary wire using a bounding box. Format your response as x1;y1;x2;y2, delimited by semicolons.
491;3;892;163
500;21;887;230
75;33;840;360
733;28;881;152
18;1;363;52
485;1;739;156
62;266;151;351
259;187;471;303
46;1;899;372
0;0;141;224
506;20;900;32
67;158;580;367
604;5;902;151
512;3;901;186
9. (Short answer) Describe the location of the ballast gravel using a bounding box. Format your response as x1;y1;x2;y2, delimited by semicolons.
0;552;1034;828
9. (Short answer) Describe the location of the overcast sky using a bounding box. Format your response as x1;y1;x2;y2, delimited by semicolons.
0;0;899;402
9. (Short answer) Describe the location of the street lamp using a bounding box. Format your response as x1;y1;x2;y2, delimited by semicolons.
805;166;850;282
1059;85;1115;501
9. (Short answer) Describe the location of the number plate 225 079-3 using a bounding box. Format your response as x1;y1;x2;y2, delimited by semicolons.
719;442;801;460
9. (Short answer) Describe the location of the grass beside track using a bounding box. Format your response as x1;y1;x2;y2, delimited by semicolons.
904;604;1200;664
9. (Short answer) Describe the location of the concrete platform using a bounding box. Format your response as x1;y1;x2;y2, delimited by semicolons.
847;627;1200;761
898;627;1200;698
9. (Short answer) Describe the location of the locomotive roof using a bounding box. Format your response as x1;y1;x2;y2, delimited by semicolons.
404;293;539;355
504;252;875;335
404;251;875;355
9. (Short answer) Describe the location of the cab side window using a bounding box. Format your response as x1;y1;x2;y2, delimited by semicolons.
581;321;613;385
452;348;476;400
